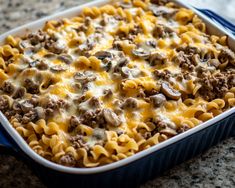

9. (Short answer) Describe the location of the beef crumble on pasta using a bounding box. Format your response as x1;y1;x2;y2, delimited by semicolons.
0;0;234;167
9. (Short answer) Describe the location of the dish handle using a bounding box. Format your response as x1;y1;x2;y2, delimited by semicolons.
196;8;235;36
0;123;16;151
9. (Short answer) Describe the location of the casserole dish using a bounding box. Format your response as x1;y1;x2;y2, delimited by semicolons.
0;0;235;187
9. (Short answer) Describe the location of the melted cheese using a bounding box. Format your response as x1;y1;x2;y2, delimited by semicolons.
1;0;234;168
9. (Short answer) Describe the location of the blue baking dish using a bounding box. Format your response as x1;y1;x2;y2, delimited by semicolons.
0;0;235;187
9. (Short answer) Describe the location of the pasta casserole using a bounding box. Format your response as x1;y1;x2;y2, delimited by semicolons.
0;0;234;167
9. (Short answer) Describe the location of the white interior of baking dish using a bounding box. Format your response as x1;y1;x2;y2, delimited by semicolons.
0;0;234;174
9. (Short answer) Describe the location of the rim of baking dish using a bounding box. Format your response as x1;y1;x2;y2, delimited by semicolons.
0;0;235;174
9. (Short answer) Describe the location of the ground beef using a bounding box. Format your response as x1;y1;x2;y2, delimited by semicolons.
12;87;26;99
22;109;38;124
121;98;138;109
197;72;230;100
46;98;67;110
28;95;39;106
80;108;106;127
1;95;44;124
147;116;177;136
177;124;191;133
28;30;48;45
153;69;171;80
69;135;89;151
79;107;122;128
24;79;40;94
0;96;10;112
1;81;15;94
69;116;80;132
29;59;48;70
20;101;34;113
175;52;195;70
44;98;68;117
45;36;67;54
73;95;86;104
79;110;97;126
116;25;141;41
152;24;174;38
12;114;23;122
76;25;88;33
176;45;204;68
75;38;94;56
176;45;200;55
113;57;129;73
59;154;76;167
89;97;102;108
95;109;107;126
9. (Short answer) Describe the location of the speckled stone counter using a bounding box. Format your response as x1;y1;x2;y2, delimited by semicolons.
0;0;234;188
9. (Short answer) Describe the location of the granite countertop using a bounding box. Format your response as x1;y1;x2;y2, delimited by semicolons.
0;0;234;187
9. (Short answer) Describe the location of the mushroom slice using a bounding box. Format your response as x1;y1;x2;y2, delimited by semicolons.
113;57;129;72
94;51;113;60
149;93;166;107
120;67;131;78
23;47;36;56
132;48;150;59
57;54;73;64
50;65;68;72
208;59;220;68
12;87;26;99
160;128;177;136
19;40;32;50
146;40;157;48
121;98;138;109
74;71;96;83
103;108;122;127
191;54;201;66
44;53;57;59
149;52;167;66
219;48;235;63
20;100;34;113
149;5;176;18
161;82;181;100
